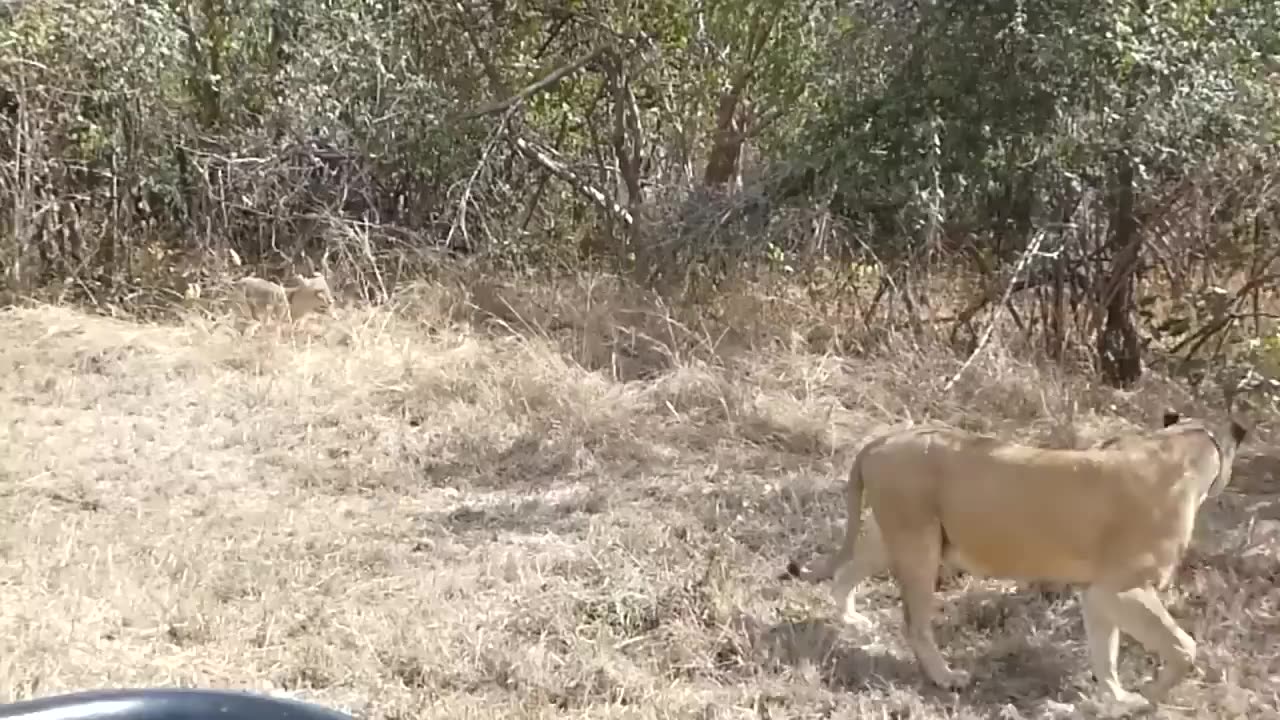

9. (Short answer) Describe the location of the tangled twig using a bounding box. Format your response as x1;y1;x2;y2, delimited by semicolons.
943;230;1048;393
445;105;522;253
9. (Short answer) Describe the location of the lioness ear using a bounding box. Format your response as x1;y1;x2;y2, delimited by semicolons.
1229;420;1248;445
1162;410;1181;428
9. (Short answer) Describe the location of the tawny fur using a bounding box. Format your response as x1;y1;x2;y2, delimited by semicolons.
233;273;334;327
787;410;1247;711
785;414;1183;617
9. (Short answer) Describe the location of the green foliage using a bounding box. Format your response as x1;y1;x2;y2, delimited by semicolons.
1;0;1278;390
790;0;1276;258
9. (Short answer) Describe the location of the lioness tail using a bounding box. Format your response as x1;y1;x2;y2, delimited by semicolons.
784;444;869;583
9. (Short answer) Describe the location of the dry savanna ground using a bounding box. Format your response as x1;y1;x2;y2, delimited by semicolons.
1;274;1278;719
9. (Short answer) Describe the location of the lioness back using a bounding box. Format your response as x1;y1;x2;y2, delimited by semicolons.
862;425;1218;586
234;276;290;322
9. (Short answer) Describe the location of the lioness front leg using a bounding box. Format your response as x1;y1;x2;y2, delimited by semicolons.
1081;587;1148;710
891;532;971;691
1087;585;1196;704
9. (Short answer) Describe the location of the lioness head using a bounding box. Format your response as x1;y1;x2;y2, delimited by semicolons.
1142;409;1248;501
1204;416;1249;499
286;273;335;321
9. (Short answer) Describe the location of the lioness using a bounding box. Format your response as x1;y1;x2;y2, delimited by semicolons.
787;413;1185;624
233;273;334;328
786;411;1247;709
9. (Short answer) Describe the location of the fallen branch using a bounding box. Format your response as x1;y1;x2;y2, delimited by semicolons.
949;261;1087;345
943;230;1048;393
445;106;520;252
510;135;634;226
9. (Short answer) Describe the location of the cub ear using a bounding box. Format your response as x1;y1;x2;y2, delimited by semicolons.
1161;410;1181;428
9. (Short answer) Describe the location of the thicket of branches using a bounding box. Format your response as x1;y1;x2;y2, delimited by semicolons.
2;0;1279;395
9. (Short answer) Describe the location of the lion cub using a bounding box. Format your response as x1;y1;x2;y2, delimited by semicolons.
233;273;334;331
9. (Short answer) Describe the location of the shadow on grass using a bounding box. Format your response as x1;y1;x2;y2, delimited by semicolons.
749;615;919;689
1234;449;1280;494
749;587;1093;714
417;487;608;542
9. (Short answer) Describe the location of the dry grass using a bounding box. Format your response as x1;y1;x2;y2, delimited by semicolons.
1;273;1278;720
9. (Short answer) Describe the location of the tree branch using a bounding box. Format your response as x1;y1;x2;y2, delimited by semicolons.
451;1;509;98
457;45;608;120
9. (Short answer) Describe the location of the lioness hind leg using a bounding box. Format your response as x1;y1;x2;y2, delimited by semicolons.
1087;586;1196;704
830;521;888;629
889;528;971;691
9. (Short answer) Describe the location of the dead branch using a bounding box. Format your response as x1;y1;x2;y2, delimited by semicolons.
949;260;1087;345
510;135;634;226
445;106;519;252
1170;272;1280;362
943;229;1048;393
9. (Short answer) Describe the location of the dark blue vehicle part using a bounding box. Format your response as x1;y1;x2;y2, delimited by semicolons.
0;689;355;720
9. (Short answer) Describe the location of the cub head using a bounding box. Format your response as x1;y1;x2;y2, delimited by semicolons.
286;273;335;321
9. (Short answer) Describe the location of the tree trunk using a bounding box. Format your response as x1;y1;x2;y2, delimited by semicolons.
702;88;744;190
1097;155;1143;387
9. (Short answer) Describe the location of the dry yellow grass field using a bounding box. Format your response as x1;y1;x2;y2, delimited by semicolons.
1;275;1277;719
